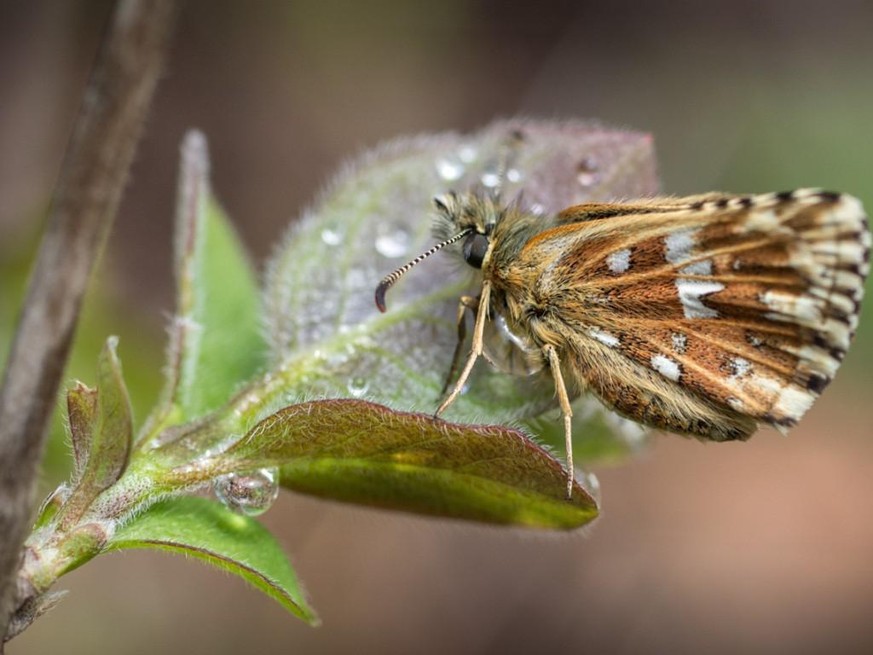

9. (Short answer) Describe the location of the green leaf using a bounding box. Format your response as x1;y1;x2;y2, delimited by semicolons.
144;131;265;433
195;399;598;530
88;338;133;488
259;120;658;456
107;496;318;625
59;337;133;527
187;193;264;412
66;381;98;479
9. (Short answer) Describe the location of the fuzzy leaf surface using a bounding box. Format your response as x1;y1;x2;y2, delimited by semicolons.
152;132;265;428
67;382;98;479
58;338;133;527
194;399;599;529
261;120;658;464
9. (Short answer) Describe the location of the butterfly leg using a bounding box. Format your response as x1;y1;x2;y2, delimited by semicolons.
440;294;481;396
436;281;492;416
544;344;574;499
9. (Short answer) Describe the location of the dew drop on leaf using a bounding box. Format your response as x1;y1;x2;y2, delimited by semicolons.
457;144;477;163
346;377;370;397
375;230;410;258
480;170;501;188
320;228;343;246
506;168;523;183
435;156;465;181
213;468;280;517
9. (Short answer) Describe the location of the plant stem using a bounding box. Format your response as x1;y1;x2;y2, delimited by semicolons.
0;0;177;644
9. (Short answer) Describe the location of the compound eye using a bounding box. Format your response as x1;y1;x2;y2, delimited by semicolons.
462;233;489;269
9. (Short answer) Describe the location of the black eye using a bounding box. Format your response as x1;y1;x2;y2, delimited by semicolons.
463;233;489;269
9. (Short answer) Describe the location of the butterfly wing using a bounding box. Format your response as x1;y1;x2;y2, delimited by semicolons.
499;190;870;439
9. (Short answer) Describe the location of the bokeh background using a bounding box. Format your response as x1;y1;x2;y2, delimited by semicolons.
2;1;872;653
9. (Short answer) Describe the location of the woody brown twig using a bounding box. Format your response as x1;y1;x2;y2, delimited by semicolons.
0;0;177;644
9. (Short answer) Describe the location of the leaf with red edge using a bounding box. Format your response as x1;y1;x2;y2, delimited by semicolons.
190;399;599;530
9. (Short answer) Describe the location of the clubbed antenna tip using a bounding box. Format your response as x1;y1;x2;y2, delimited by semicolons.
373;229;472;313
374;280;391;313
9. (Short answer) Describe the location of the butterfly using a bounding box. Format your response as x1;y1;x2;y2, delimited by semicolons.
376;188;870;497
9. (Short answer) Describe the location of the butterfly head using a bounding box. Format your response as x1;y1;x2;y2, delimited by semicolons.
432;192;504;270
374;192;504;312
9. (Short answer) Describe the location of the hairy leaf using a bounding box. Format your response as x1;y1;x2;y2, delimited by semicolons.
260;120;658;462
67;382;98;479
59;337;132;527
143;131;264;436
185;399;599;530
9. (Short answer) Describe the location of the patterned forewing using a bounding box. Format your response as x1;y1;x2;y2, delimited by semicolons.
527;190;870;434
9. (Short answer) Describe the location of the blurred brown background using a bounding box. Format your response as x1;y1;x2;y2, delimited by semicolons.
2;1;872;654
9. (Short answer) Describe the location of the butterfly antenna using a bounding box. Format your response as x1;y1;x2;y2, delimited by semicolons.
375;229;471;312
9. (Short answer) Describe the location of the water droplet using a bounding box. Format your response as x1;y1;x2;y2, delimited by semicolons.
375;229;410;258
576;157;600;187
458;144;477;163
436;156;465;181
506;168;522;183
480;171;501;188
347;377;369;397
213;468;279;517
530;203;546;215
321;228;342;246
